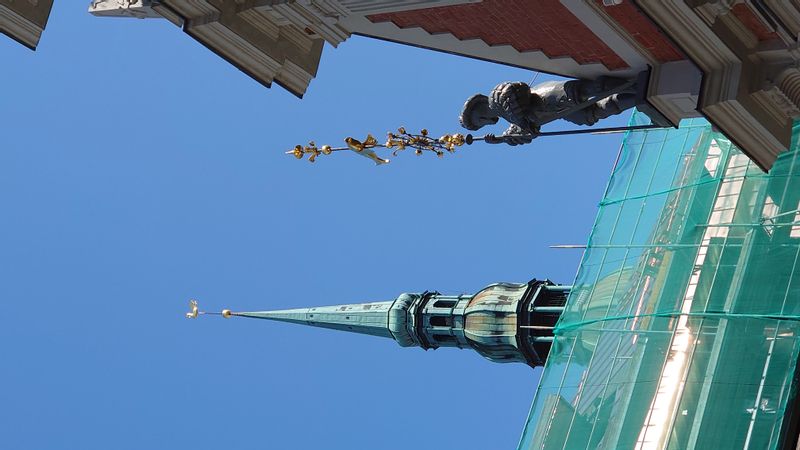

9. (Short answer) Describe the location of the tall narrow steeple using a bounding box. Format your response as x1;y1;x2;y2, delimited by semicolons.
189;279;570;367
226;301;400;339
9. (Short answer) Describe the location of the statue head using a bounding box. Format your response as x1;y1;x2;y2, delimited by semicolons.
459;94;499;131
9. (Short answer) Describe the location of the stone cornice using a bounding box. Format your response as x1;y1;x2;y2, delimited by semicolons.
0;0;52;49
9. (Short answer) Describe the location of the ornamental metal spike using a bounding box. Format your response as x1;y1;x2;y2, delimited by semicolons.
284;124;666;165
184;299;233;319
285;127;468;165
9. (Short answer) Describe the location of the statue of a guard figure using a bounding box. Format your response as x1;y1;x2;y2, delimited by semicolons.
459;76;641;145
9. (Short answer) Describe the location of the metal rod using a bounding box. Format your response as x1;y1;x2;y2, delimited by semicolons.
287;123;670;162
533;306;566;313
764;208;800;220
696;221;800;228
540;124;666;136
468;124;666;143
543;285;573;292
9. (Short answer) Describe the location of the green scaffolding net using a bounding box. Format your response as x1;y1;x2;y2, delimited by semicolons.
518;111;800;450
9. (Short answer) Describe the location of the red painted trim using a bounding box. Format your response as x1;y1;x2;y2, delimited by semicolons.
731;4;778;42
368;0;629;70
594;0;684;63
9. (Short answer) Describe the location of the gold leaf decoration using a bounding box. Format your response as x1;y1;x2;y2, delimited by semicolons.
287;128;468;164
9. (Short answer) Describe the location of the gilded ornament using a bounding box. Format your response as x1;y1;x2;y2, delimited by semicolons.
185;299;199;319
345;137;364;152
346;135;389;165
289;126;476;164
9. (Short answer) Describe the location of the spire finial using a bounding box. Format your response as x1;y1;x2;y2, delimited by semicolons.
185;299;200;319
184;300;234;319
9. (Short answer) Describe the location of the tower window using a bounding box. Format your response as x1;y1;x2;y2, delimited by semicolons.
429;316;452;327
433;300;457;308
433;334;456;343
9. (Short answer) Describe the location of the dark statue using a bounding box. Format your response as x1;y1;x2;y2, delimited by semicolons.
459;76;638;145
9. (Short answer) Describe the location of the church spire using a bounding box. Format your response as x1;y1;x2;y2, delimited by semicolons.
188;279;570;367
223;302;399;340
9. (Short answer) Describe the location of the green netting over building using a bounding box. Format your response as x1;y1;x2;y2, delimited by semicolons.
518;112;800;450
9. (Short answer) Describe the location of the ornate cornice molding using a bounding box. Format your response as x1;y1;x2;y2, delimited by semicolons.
0;0;52;49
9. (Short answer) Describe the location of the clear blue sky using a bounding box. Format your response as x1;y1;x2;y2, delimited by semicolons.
0;4;630;450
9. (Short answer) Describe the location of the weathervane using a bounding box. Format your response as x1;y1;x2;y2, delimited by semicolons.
185;299;233;319
286;73;669;165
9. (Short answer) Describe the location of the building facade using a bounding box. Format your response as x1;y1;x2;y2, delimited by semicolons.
87;0;800;172
518;111;800;450
6;1;800;171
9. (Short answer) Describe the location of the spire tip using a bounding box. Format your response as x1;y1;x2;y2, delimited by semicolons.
185;299;199;319
185;300;236;319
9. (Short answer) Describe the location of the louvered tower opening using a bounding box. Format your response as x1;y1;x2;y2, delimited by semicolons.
517;280;570;367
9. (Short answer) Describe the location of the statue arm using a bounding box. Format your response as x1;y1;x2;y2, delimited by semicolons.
502;124;535;146
484;124;537;146
489;82;537;132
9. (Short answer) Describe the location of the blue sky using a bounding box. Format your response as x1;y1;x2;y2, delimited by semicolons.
0;4;630;450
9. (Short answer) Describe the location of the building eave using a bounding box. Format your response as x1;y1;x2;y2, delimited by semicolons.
0;0;53;50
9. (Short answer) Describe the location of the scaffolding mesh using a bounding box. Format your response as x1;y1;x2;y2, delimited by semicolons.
518;112;800;450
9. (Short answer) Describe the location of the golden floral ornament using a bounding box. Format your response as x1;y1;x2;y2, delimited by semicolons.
287;127;469;165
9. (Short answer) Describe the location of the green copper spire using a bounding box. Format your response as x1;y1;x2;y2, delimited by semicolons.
229;302;396;339
189;280;571;367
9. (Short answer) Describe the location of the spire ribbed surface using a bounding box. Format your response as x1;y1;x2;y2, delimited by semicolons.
236;301;395;339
